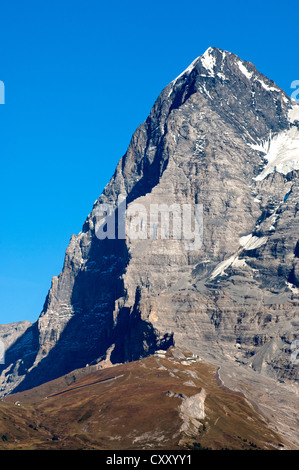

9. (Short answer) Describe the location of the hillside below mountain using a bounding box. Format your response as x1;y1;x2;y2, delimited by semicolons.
0;348;292;450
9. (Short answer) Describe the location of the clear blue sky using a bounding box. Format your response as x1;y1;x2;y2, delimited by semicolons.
0;0;298;324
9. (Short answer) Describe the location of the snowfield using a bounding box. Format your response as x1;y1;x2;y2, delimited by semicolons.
252;105;299;180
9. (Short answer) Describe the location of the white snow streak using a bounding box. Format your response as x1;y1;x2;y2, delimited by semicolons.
237;61;253;80
200;47;216;75
249;105;299;180
210;234;268;279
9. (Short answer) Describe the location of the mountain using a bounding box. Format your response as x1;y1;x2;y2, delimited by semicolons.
0;47;298;446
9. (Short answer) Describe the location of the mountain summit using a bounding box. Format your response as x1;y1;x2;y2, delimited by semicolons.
0;49;298;444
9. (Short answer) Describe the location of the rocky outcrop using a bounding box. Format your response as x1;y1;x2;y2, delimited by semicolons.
0;321;31;352
0;47;298;398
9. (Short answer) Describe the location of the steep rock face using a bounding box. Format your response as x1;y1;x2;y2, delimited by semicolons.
0;321;32;353
0;47;298;396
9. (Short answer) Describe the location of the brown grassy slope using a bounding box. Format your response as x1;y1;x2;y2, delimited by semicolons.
1;350;285;450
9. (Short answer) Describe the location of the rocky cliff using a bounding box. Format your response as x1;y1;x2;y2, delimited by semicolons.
1;48;298;406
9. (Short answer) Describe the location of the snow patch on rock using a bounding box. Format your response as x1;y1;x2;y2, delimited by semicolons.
237;61;253;80
250;108;299;180
200;47;216;75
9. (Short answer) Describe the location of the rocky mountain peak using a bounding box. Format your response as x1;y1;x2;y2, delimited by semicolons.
0;49;298;416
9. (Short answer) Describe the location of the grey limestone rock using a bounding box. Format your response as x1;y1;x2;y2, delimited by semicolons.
0;48;298;412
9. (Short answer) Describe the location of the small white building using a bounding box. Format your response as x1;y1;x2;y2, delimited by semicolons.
154;350;166;358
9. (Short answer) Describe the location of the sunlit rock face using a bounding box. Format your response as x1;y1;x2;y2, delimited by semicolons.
0;47;298;396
